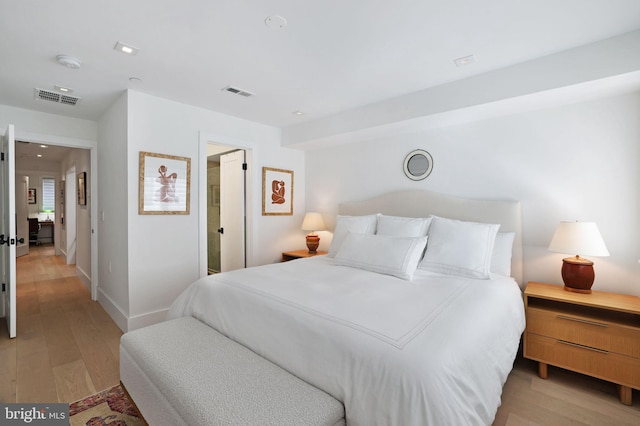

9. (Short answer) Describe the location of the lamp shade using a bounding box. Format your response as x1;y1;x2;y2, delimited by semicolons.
548;221;609;257
301;212;325;232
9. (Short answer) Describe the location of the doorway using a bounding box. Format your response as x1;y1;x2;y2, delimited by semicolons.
206;144;246;273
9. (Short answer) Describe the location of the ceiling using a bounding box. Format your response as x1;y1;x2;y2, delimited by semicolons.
15;141;73;162
1;1;639;129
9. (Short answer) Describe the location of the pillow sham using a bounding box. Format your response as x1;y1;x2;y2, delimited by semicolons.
376;214;432;238
491;232;515;277
328;214;378;257
419;216;499;279
334;232;428;280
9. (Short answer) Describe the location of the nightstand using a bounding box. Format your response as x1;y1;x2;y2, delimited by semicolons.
523;281;640;405
281;249;327;262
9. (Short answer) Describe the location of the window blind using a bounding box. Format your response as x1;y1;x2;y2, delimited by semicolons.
42;177;56;212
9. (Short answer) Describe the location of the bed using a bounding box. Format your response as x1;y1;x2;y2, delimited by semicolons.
165;190;526;425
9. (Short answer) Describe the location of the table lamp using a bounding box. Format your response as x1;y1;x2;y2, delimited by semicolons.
301;212;325;254
548;221;609;293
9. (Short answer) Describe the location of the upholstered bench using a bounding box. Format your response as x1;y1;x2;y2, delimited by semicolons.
120;316;345;426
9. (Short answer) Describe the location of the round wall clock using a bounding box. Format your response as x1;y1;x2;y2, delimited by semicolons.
403;149;433;181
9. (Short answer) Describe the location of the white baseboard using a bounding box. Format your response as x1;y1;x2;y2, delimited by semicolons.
127;309;169;331
76;265;91;293
97;289;128;333
97;288;169;333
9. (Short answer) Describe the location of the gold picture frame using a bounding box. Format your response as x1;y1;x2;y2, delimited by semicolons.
139;151;191;215
262;167;293;216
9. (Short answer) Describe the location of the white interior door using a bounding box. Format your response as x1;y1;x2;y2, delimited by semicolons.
16;175;29;257
1;125;17;338
219;150;245;272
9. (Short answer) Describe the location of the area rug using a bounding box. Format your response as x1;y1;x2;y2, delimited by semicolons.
69;384;147;426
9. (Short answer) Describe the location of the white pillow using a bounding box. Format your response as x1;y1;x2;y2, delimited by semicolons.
334;232;428;280
376;214;432;237
419;216;500;279
328;214;378;257
491;232;515;277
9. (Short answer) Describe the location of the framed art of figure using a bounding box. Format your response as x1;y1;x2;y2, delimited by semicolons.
262;167;293;216
139;151;191;215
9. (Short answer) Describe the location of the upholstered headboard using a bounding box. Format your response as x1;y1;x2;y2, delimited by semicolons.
338;190;523;286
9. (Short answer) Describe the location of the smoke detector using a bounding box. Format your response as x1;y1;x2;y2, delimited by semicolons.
34;88;80;106
56;55;82;69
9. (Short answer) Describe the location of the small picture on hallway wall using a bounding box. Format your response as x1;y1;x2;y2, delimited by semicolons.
139;151;191;215
262;167;293;216
28;188;36;204
77;172;87;206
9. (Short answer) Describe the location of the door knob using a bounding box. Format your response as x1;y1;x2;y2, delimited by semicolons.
217;227;224;234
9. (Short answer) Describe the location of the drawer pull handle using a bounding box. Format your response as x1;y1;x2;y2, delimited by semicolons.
558;340;609;354
556;315;608;328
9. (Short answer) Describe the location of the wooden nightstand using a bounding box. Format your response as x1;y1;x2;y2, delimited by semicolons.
281;249;327;262
523;281;640;405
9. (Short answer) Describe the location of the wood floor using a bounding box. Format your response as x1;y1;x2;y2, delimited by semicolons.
1;246;639;425
0;244;122;404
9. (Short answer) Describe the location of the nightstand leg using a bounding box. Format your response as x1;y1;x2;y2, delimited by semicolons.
618;385;632;405
538;362;548;379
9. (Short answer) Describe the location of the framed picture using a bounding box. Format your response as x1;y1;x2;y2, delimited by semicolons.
262;167;293;216
28;188;37;204
77;172;87;205
139;151;191;215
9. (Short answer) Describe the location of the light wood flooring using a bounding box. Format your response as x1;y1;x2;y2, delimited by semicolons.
0;244;122;404
1;246;639;425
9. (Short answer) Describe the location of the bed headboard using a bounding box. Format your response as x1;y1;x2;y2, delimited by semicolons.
338;190;523;285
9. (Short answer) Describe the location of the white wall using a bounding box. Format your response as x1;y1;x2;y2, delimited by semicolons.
305;92;640;295
60;148;92;287
97;92;130;331
119;90;304;330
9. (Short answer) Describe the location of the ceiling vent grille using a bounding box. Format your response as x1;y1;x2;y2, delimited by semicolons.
34;88;80;105
221;85;254;97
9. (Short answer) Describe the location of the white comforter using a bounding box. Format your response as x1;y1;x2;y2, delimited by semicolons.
167;256;525;426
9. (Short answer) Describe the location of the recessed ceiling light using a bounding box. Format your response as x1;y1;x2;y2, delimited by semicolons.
454;54;475;67
54;85;73;93
114;41;139;56
56;55;82;69
129;77;142;83
37;154;43;158
265;15;287;29
40;145;48;148
292;110;304;116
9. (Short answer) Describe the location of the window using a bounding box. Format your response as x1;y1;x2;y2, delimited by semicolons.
42;177;56;212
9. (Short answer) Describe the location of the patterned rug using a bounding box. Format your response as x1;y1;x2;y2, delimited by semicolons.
69;384;147;426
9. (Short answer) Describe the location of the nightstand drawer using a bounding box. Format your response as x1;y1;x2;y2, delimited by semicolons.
526;333;640;389
527;306;640;358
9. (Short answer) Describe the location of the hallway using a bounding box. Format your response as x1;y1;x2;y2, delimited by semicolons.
0;245;122;403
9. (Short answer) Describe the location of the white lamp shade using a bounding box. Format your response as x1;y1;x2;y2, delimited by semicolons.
301;212;325;232
548;221;609;257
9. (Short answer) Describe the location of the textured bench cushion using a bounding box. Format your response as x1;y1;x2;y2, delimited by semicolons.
120;316;344;426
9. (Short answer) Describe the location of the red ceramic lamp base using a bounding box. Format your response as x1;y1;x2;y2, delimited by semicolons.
306;234;320;254
561;256;595;294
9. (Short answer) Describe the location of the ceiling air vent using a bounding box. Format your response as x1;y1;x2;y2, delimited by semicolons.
221;85;255;97
34;88;80;106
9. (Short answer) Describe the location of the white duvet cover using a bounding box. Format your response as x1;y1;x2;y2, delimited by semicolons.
167;256;525;426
